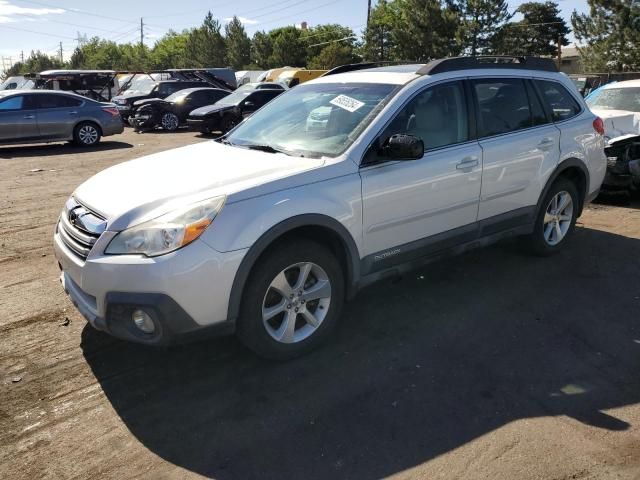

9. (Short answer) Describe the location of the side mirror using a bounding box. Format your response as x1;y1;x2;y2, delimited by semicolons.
381;134;424;160
243;101;255;108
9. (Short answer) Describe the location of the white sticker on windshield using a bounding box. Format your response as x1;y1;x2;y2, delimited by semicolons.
330;94;365;113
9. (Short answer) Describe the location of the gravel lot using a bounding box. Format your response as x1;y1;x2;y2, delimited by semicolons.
1;128;640;480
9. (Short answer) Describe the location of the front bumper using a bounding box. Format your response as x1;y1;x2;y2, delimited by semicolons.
53;230;247;345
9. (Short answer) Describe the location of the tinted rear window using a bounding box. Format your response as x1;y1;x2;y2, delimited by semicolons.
535;80;581;121
36;95;83;108
473;79;532;137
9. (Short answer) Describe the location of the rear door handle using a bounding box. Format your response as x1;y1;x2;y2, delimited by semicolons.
456;156;479;170
23;114;35;119
538;137;555;149
69;111;78;115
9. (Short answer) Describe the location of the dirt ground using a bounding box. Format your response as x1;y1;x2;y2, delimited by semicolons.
1;128;640;480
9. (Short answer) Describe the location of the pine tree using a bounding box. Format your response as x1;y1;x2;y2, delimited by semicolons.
225;16;251;70
362;0;396;61
454;0;511;55
572;0;640;71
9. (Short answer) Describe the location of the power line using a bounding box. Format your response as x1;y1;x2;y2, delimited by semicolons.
307;35;357;48
0;23;76;40
258;0;343;27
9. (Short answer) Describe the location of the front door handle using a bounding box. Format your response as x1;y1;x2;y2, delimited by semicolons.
456;156;479;170
69;111;78;115
23;114;35;119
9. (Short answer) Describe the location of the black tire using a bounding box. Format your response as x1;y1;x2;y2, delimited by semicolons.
221;114;238;133
73;122;101;147
525;178;580;256
236;240;345;360
160;112;180;131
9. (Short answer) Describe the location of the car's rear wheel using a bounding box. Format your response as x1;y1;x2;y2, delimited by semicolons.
160;112;179;131
525;178;579;256
73;122;101;147
237;240;345;360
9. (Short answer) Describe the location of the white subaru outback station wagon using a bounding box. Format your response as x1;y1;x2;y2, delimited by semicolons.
54;57;606;359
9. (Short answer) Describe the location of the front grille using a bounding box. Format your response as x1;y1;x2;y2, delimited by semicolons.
58;199;107;260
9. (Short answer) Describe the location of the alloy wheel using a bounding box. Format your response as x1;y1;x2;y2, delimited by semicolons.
543;190;574;246
78;125;98;145
161;113;179;130
262;262;332;344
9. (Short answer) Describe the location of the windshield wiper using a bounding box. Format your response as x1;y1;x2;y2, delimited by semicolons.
243;143;291;155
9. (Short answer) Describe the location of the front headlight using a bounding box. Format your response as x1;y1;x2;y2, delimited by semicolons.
105;196;225;257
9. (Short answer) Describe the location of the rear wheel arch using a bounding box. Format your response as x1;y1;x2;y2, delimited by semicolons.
227;215;361;323
537;158;589;218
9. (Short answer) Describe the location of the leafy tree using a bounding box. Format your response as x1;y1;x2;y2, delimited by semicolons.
491;2;570;57
308;42;358;69
3;51;64;77
392;0;462;61
572;0;640;71
303;24;357;60
225;16;251;69
184;12;226;67
149;31;190;69
453;0;511;55
268;26;306;67
362;0;396;61
251;31;273;68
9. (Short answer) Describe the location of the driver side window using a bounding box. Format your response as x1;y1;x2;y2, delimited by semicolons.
374;81;469;159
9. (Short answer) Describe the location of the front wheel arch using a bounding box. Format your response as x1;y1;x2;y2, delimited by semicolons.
226;215;361;323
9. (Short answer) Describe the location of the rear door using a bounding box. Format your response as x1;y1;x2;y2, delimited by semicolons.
0;94;39;142
472;77;560;221
34;94;84;140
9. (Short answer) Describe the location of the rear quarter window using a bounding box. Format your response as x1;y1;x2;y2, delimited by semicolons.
535;80;582;122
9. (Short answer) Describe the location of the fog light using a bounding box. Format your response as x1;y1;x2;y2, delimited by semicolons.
132;309;155;334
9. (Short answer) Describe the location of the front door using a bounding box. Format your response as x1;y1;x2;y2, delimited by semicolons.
360;81;482;271
0;94;39;143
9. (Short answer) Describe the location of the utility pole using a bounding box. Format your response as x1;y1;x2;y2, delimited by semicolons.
20;51;24;63
367;0;372;29
58;42;63;63
557;34;562;70
140;17;144;48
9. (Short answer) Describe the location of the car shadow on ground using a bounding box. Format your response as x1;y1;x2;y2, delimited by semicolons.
0;141;133;159
81;227;640;479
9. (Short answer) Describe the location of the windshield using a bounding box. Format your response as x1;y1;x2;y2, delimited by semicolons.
225;82;398;158
218;89;253;105
165;90;191;102
121;76;157;96
587;87;640;112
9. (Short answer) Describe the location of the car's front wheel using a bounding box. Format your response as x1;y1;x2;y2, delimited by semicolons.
220;114;238;133
237;240;345;360
160;112;179;131
73;122;101;147
526;178;579;256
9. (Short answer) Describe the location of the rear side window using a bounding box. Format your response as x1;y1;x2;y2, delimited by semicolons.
535;80;581;121
0;96;24;111
36;95;83;109
473;79;532;137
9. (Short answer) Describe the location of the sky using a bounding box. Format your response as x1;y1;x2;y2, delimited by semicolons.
0;0;590;72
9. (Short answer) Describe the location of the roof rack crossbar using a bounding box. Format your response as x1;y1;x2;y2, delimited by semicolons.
417;56;558;75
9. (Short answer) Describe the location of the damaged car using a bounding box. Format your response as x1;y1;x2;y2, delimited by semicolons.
131;87;230;132
587;79;640;192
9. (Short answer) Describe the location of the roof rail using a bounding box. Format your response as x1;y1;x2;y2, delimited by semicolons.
417;56;558;75
322;63;378;76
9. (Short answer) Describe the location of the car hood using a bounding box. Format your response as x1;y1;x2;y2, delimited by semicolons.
134;98;168;108
189;104;234;117
590;108;640;137
73;140;324;230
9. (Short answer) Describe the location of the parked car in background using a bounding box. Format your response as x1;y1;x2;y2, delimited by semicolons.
236;70;266;86
0;90;123;146
112;80;211;121
131;87;230;132
55;57;605;359
0;75;33;91
587;79;640;191
276;69;327;88
186;86;283;134
235;82;286;92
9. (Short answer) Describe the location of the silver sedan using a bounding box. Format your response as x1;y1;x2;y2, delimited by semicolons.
0;90;124;147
